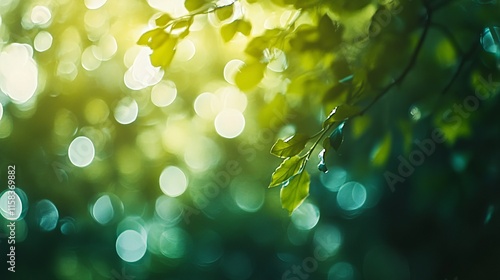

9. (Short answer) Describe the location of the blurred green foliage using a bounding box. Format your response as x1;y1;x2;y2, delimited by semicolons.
0;0;499;279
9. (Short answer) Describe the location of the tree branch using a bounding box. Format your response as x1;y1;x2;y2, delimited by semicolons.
358;2;432;116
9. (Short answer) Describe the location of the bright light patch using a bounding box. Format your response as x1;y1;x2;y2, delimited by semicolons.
265;48;288;72
291;202;320;230
216;86;247;112
0;43;38;104
68;136;95;167
35;199;59;231
31;6;51;25
173;39;196;62
214;109;245;138
114;97;138;125
0;190;23;220
481;26;500;54
116;230;147;262
337;181;367;211
159;166;188;197
95;34;117;61
34;31;53;52
224;59;245;85
194;92;216;119
0;103;3;121
151;80;177;107
85;0;107;10
92;195;114;225
147;0;187;16
81;46;101;71
409;105;421;121
124;48;164;90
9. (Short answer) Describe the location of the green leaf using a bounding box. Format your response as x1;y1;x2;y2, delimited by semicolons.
237;20;252;36
371;133;392;167
155;14;173;26
323;104;360;128
329;123;344;152
269;156;306;187
234;61;267;91
184;0;208;12
137;28;163;46
280;170;310;215
215;5;233;21
221;20;252;42
221;21;239;42
245;28;282;57
270;133;309;158
150;36;178;67
171;18;193;31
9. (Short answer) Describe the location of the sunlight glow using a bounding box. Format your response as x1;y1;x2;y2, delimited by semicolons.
34;31;53;52
159;166;188;197
91;194;123;225
151;80;177;107
337;182;367;211
85;0;107;10
0;190;23;220
114;97;138;125
31;6;51;26
68;136;95;167
124;48;164;90
0;43;38;104
215;109;245;138
116;230;147;262
291;202;320;230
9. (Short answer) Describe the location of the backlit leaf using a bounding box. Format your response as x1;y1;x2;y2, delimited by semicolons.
155;14;173;26
270;133;309;158
371;133;392;166
280;170;310;215
184;0;208;12
150;37;178;67
235;61;267;91
323;104;360;128
221;21;239;42
269;156;306;188
237;20;252;36
216;5;233;21
137;28;163;46
329;123;344;152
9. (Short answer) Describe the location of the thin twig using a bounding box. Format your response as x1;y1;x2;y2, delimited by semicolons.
441;41;480;95
358;2;432;116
